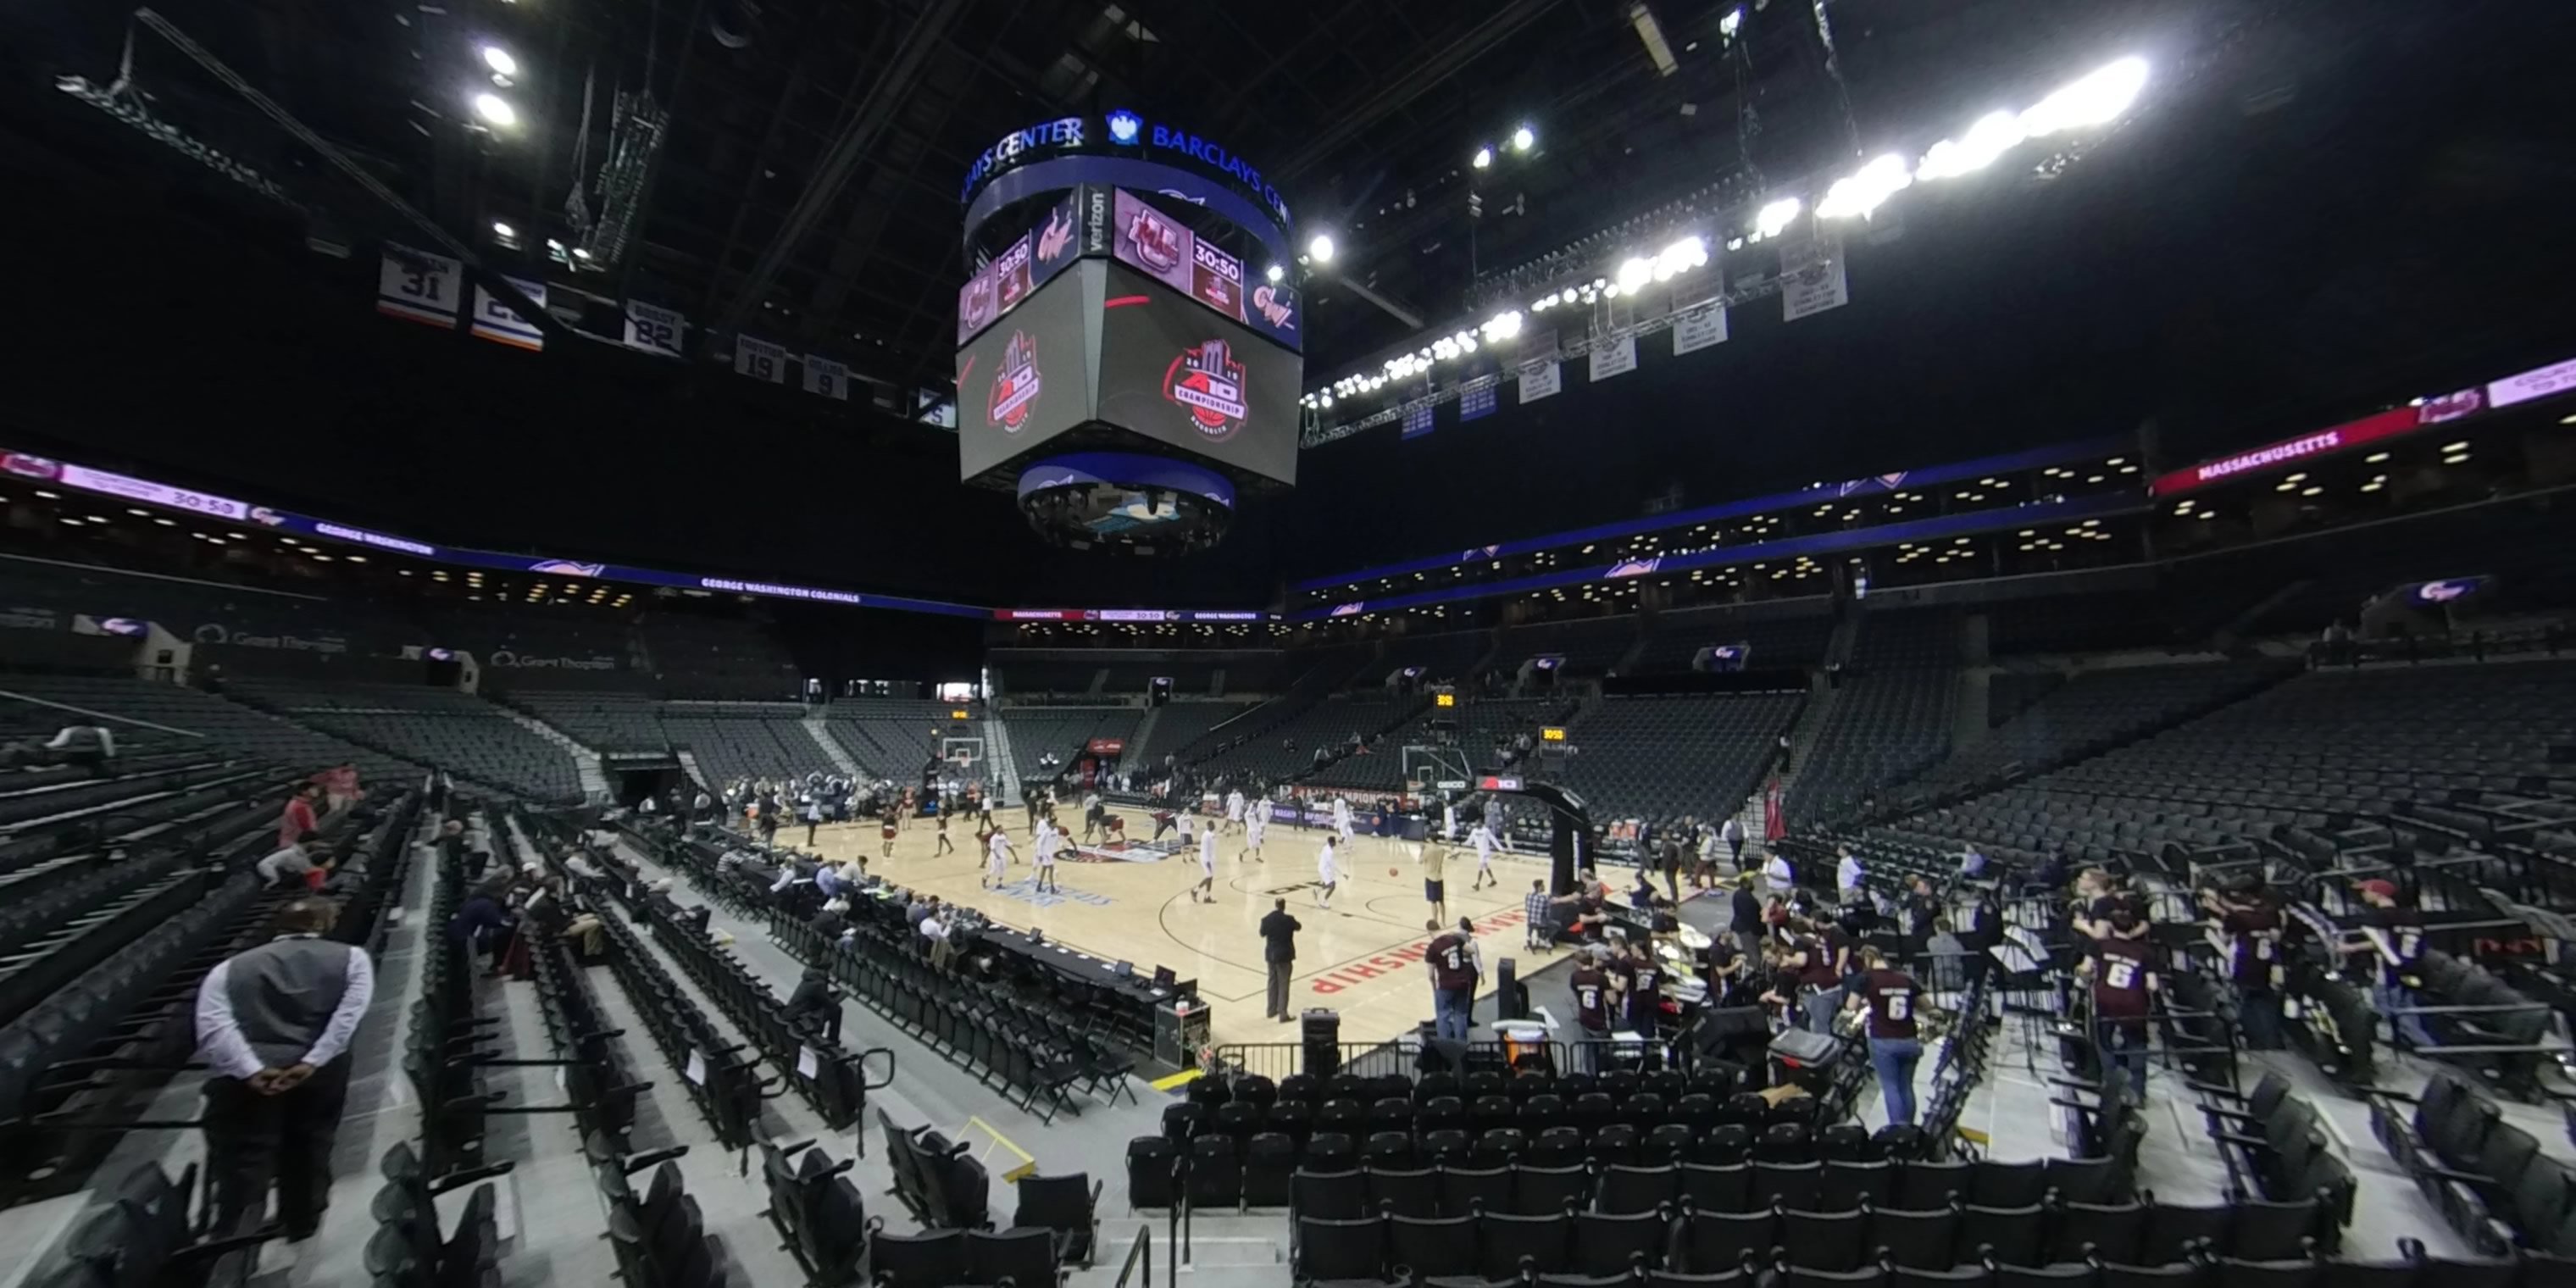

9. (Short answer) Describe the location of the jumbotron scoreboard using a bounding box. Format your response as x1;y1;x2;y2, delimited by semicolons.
954;111;1303;555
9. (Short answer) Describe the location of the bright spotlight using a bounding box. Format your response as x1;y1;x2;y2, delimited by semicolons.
1307;232;1336;264
1918;110;2028;180
1817;153;1913;219
1615;256;1655;292
481;46;519;77
1511;125;1535;152
1753;195;1803;239
2022;56;2149;136
570;247;591;259
1472;147;1493;169
1481;310;1524;340
471;92;518;127
491;220;516;238
1264;264;1285;283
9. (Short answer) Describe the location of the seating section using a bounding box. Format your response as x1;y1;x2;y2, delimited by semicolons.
1496;617;1641;675
1191;694;1429;786
1308;698;1564;791
997;708;1144;772
1985;591;2182;656
232;678;585;800
636;613;801;699
1557;693;1805;826
2372;1067;2576;1257
1987;670;2067;727
0;675;419;782
1850;608;1960;672
1124;702;1254;770
505;690;669;751
1358;631;1492;685
1874;660;2576;869
658;703;841;786
1635;599;1835;673
1904;662;2288;802
1788;668;1955;826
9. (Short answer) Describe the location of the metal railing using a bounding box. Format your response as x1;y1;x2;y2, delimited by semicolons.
1209;1037;1568;1080
1111;1224;1152;1288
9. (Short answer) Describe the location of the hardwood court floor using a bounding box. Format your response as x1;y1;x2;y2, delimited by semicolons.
786;806;1557;1049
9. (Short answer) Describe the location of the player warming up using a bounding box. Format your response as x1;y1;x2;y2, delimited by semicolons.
1190;824;1219;902
1468;820;1501;891
1033;819;1061;892
983;825;1014;890
1241;805;1267;863
1331;795;1357;845
1314;835;1340;909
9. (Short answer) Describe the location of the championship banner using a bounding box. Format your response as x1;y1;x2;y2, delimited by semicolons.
1459;382;1498;423
804;354;851;401
376;244;463;327
1674;303;1729;355
1518;358;1561;403
1780;227;1850;322
623;301;686;358
734;336;789;383
1402;402;1435;440
469;275;547;351
1587;335;1639;382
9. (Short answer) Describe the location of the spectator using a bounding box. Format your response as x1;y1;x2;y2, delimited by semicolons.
255;832;324;890
43;722;116;773
1730;874;1764;963
783;965;843;1044
192;898;375;1243
1847;947;1924;1125
2339;878;2434;1050
1762;848;1796;897
1524;880;1557;952
1424;918;1480;1042
2086;910;2158;1102
279;783;324;850
1835;845;1865;897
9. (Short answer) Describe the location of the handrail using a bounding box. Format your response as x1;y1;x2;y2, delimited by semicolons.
1111;1224;1152;1288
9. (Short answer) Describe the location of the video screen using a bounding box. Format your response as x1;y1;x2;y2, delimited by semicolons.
1093;263;1299;486
955;262;1096;480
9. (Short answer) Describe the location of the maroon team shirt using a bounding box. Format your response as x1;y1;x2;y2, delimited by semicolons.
1426;934;1478;991
1571;966;1611;1031
2093;939;2156;1024
1857;969;1921;1040
2223;906;2283;985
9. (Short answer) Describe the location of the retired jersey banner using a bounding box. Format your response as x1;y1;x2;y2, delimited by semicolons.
1459;381;1498;423
1402;402;1435;440
1587;335;1639;382
1518;358;1562;403
804;354;851;401
1674;303;1729;355
469;275;547;351
376;244;462;327
1780;228;1850;322
734;336;789;384
623;301;686;358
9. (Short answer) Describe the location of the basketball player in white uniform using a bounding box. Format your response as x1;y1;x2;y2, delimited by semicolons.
1315;836;1340;908
984;825;1014;889
1033;819;1061;892
1241;807;1268;863
1190;824;1219;902
1332;796;1355;844
1468;821;1500;891
1225;789;1246;836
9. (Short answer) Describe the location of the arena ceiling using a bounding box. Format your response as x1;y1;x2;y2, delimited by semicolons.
1;0;2570;608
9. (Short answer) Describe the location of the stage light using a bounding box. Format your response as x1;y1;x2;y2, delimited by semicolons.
472;92;518;127
1918;111;2026;180
1511;125;1535;152
1754;196;1802;239
1818;153;1912;219
1319;393;1334;407
571;247;592;259
1615;256;1655;292
1265;264;1285;283
2022;56;2149;136
1481;310;1524;340
1307;232;1336;264
491;220;515;238
481;46;519;77
1473;147;1493;169
1718;8;1742;40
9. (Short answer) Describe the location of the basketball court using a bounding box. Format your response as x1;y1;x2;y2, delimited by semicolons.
787;802;1562;1050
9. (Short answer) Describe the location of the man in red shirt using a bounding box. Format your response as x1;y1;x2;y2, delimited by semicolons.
1847;947;1924;1126
2201;880;2285;1050
2088;909;2159;1102
278;783;323;850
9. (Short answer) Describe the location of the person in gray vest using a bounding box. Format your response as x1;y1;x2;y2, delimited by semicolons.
192;898;376;1241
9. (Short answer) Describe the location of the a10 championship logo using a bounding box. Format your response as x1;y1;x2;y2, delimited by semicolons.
1163;339;1248;441
989;330;1042;432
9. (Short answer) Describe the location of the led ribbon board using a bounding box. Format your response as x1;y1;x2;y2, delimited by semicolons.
958;111;1295;274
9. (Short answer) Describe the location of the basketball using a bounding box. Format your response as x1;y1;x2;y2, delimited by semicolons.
1389;866;1400;877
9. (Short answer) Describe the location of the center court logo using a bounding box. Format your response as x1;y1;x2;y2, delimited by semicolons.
1164;340;1248;441
989;331;1042;431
